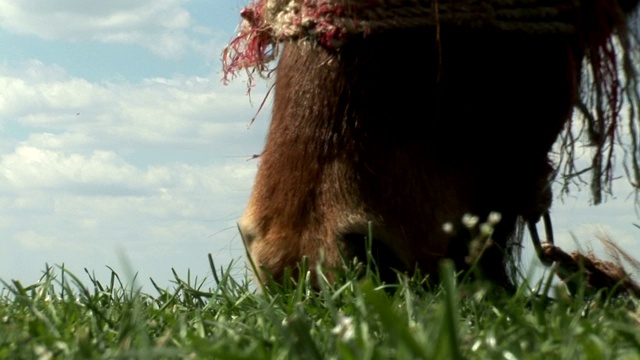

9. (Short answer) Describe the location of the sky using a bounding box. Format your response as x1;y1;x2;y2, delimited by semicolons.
0;0;638;291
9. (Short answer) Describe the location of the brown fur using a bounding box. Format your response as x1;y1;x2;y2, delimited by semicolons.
238;4;637;288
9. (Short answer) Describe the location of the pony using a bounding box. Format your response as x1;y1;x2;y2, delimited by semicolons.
225;0;640;289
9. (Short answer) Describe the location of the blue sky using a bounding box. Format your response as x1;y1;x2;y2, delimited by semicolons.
0;0;638;290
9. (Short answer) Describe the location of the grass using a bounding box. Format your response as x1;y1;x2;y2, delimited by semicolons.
1;254;640;359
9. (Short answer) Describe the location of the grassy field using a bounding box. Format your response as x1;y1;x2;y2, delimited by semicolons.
1;254;640;359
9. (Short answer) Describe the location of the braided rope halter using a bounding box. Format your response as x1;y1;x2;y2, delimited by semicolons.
223;0;579;84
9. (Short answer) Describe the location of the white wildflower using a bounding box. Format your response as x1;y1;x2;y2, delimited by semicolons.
331;315;355;341
462;213;479;229
442;222;454;234
487;211;502;225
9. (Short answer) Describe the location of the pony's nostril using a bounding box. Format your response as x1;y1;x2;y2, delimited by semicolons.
341;232;406;283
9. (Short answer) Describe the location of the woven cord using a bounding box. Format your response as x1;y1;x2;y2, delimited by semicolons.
223;0;579;81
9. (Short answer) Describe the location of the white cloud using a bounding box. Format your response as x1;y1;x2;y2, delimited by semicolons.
23;133;94;150
0;60;268;151
1;146;148;192
0;61;107;117
15;230;58;250
0;1;262;287
0;59;262;199
0;0;198;58
0;58;266;287
0;143;257;285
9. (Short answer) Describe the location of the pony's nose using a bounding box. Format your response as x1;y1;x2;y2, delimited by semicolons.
339;230;406;284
